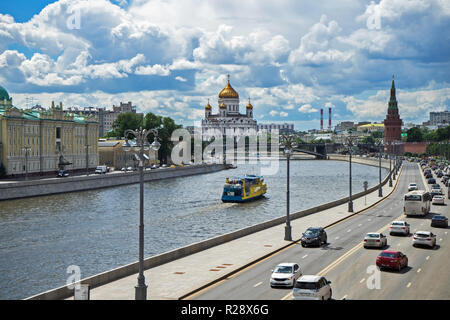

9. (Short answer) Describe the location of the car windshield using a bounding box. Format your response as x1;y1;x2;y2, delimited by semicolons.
415;233;430;238
433;216;445;220
392;222;404;226
409;184;417;186
294;281;318;290
405;194;421;201
305;229;319;236
380;252;396;258
274;266;292;273
367;234;380;238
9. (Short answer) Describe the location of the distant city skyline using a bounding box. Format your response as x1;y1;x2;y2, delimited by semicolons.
1;0;449;131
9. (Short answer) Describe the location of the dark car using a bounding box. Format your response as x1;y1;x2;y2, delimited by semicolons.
431;215;448;228
301;227;327;247
427;178;436;184
425;173;432;179
57;170;69;177
437;171;443;178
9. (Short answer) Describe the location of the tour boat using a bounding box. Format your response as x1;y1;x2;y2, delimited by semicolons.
221;175;267;203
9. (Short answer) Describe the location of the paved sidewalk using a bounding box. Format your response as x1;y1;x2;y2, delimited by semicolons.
78;163;403;300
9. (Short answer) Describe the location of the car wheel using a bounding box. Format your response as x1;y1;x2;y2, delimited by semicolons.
301;243;305;248
398;264;402;272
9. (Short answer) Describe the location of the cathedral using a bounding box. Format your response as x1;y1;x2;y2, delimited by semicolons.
201;75;257;140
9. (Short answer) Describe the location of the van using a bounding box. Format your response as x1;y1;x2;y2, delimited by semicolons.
95;165;107;174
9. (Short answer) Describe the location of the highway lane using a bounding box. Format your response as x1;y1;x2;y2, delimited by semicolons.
324;162;450;300
189;162;435;300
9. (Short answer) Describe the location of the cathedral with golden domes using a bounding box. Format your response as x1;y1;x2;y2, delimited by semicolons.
201;75;257;140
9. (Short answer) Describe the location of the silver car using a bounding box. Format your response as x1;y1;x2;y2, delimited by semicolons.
270;263;302;287
390;221;410;236
408;183;418;191
412;231;436;248
363;233;387;248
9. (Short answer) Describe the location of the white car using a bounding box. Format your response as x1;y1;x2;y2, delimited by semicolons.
408;183;418;191
292;275;332;300
432;195;445;205
363;233;387;248
270;263;302;287
389;221;410;236
412;231;436;248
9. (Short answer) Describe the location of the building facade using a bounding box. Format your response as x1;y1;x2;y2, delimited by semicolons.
201;75;257;140
0;86;98;177
257;123;295;134
429;111;450;126
98;139;157;170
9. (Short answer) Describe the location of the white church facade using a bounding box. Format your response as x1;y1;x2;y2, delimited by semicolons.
201;75;257;140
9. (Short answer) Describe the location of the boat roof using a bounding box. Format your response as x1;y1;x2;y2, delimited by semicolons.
229;175;262;180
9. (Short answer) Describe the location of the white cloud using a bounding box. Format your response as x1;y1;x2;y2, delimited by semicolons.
298;104;318;113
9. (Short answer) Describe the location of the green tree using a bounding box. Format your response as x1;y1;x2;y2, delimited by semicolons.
110;112;144;138
406;127;423;142
0;163;6;178
143;112;181;164
423;130;439;142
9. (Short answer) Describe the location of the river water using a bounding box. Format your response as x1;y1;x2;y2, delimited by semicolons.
0;160;387;299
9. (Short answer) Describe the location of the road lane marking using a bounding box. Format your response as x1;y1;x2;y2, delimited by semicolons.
253;282;262;288
302;254;308;259
407;282;412;288
335;236;340;240
358;224;362;227
360;278;365;283
426;256;430;260
417;268;421;273
342;295;348;300
440;238;443;242
347;229;352;233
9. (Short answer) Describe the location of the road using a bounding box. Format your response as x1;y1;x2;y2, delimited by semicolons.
187;162;449;300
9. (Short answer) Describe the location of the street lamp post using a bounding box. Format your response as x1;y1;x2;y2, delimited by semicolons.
85;144;89;176
388;142;393;187
122;127;161;300
23;146;31;180
345;135;357;212
375;139;383;197
280;134;297;241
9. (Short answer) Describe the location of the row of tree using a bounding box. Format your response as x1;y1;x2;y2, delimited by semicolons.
104;112;181;164
406;125;450;142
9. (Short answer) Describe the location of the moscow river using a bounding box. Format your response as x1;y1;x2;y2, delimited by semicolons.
0;160;387;299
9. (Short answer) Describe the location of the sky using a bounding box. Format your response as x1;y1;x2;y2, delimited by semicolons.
0;0;449;130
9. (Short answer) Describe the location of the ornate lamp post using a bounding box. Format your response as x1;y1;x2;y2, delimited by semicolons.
122;127;161;300
23;146;31;180
387;141;393;187
344;135;357;212
375;139;384;197
280;134;298;241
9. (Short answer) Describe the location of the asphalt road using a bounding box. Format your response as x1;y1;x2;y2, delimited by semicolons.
188;162;449;300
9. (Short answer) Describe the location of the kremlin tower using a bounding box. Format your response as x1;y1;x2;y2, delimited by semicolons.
383;75;403;154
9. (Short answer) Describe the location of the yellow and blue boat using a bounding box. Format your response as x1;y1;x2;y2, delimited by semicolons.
221;175;267;203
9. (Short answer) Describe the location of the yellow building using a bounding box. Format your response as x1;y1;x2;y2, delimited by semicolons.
98;139;157;170
0;86;99;177
356;123;385;133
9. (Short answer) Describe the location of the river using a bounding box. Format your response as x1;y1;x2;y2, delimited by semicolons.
0;160;387;299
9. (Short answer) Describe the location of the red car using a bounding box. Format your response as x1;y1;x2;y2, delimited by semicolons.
376;250;408;271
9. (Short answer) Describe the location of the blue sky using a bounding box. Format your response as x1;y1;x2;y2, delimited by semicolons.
0;0;449;130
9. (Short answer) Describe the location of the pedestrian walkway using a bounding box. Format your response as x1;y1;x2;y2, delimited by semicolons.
76;163;402;300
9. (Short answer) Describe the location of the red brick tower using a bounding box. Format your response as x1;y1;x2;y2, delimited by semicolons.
384;75;402;154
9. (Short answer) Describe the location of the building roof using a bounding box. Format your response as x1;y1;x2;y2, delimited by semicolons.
219;75;239;99
0;85;10;101
358;123;384;128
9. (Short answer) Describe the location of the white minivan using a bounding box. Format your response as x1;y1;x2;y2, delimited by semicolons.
404;190;431;216
95;165;107;174
292;275;332;300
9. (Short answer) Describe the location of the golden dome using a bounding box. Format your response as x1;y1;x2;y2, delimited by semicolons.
205;99;212;110
218;75;239;99
246;98;253;109
219;102;226;109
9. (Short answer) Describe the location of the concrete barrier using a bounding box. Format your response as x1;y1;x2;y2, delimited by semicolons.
27;156;396;300
0;164;229;201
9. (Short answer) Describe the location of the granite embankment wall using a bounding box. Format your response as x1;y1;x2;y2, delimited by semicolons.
27;155;395;300
0;164;229;201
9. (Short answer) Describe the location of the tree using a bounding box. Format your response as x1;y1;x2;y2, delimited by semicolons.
143;112;181;164
0;163;6;178
406;127;423;142
110;112;144;138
